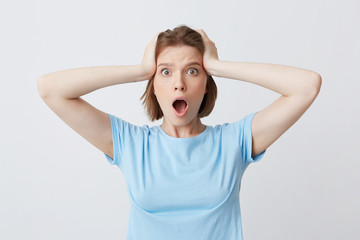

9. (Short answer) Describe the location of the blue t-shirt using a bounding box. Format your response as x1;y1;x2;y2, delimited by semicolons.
105;112;266;240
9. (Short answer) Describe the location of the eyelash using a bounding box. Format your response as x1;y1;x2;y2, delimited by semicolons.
160;68;199;76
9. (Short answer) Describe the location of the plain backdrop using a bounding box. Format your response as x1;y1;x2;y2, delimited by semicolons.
1;0;359;239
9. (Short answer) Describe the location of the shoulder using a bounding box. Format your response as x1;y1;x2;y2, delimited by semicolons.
107;113;151;137
212;112;257;133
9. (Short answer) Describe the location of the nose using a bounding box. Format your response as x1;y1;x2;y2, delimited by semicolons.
174;72;186;91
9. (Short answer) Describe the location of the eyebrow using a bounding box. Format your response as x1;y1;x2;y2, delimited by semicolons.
157;62;202;68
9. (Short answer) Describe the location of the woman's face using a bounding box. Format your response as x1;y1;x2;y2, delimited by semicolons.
153;45;207;127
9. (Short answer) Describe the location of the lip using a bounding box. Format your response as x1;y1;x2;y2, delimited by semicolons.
172;96;189;117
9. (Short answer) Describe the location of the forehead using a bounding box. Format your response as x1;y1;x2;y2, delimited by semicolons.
157;45;202;65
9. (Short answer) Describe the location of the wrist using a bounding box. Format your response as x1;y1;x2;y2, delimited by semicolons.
134;64;154;81
205;59;222;77
138;64;156;81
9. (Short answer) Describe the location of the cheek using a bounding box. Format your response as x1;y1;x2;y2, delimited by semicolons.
197;77;208;93
153;80;166;101
153;77;171;94
153;78;160;95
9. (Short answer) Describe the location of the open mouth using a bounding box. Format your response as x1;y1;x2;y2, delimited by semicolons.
172;98;188;116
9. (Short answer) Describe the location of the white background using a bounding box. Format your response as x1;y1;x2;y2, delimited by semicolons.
1;0;359;239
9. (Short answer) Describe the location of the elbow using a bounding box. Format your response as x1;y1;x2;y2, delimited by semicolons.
311;72;322;96
37;76;51;99
302;72;322;98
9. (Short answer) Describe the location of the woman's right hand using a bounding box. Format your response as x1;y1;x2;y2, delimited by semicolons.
141;32;160;79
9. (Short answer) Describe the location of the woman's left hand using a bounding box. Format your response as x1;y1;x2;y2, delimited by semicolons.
196;29;220;76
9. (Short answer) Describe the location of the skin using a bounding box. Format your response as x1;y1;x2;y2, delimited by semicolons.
153;45;208;138
196;29;322;158
37;29;321;160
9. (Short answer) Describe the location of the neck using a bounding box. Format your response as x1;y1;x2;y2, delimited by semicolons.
161;117;206;138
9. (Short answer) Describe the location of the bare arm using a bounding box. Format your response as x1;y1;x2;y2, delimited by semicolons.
38;65;151;99
37;33;158;159
197;29;322;158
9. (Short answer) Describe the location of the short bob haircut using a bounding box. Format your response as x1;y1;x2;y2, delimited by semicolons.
141;25;217;121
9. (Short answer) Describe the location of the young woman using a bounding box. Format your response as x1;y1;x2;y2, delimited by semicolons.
37;25;321;240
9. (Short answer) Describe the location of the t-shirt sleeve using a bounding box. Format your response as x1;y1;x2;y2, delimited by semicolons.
233;111;266;164
104;113;136;167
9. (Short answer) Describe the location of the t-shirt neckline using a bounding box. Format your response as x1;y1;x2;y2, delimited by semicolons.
157;125;210;142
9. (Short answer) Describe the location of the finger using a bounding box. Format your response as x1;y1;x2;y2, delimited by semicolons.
145;32;160;51
196;29;210;41
151;32;160;43
196;29;205;37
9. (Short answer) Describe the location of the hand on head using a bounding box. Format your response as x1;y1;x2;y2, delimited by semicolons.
140;28;220;80
195;29;220;76
141;32;160;79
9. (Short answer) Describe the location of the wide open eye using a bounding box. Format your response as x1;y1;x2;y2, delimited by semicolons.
161;69;170;76
187;68;198;75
